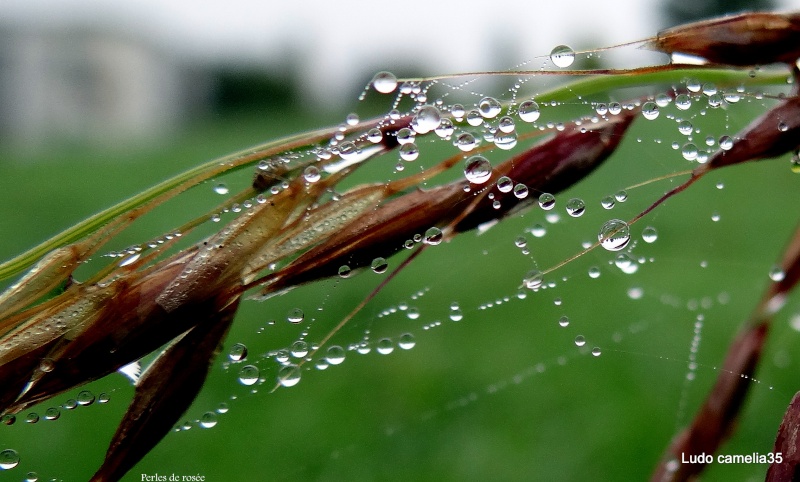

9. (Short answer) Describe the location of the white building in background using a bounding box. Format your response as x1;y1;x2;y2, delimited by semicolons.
0;25;190;150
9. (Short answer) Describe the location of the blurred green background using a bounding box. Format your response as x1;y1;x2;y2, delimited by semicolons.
2;1;800;481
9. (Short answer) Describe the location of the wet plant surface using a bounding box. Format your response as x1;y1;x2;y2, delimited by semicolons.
1;12;800;481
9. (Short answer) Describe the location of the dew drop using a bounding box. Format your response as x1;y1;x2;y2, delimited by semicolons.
98;393;110;404
338;265;352;278
326;345;346;365
614;253;639;274
591;347;602;357
682;143;698;161
531;224;546;237
377;338;394;355
287;308;304;324
345;113;359;126
1;415;15;426
494;131;517;150
367;128;383;143
398;333;416;350
574;335;586;347
678;120;693;135
675;94;692;110
44;407;60;421
466;110;483;126
524;270;543;290
598;219;631;251
558;316;570;327
779;122;789;132
496;176;513;193
25;413;39;424
601;196;615;209
371;257;388;274
372;71;398;94
565;198;585;217
238;365;260;386
303;166;321;183
538;193;556;210
451;104;466;119
228;343;248;361
200;411;218;428
769;266;786;282
423;227;444;245
77;390;95;406
588;266;601;279
449;306;463;321
498;116;516;133
291;340;309;358
513;184;528;199
39;358;54;373
478;97;502;118
25;471;38;481
455;132;478;152
641;101;659;120
518;100;541;123
642;226;658;243
711;212;721;222
278;364;302;387
464;156;492;184
719;136;734;151
0;449;19;470
399;143;419;161
550;45;575;68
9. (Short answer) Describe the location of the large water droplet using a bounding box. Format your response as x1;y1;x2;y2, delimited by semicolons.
0;449;19;470
478;97;502;118
769;266;786;282
77;390;95;406
371;257;388;274
642;226;658;243
228;343;248;361
455;132;478;152
213;183;229;195
464;156;492;184
44;407;60;421
377;338;394;355
413;105;441;134
291;340;309;358
200;411;218;428
303;166;321;183
399;143;419;161
398;333;416;350
238;365;260;386
278;364;302;387
558;316;570;327
326;346;346;365
565;198;586;217
574;335;586;347
598;219;631;251
518;100;540;123
423;227;443;245
524;270;543;290
372;71;398;94
287;308;304;324
538;193;556;210
550;45;575;68
641;101;659;120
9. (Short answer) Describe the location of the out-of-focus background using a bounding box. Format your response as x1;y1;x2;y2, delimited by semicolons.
2;1;800;481
0;0;788;154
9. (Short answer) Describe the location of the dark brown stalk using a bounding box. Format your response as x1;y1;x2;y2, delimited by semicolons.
650;11;800;66
650;224;800;482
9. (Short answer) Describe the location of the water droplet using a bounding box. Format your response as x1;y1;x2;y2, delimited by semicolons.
326;345;346;365
682;143;698;161
1;414;15;425
455;132;478;152
238;365;259;386
200;411;218;428
601;196;615;209
675;94;692;110
769;266;786;282
496;176;513;193
287;308;304;324
565;198;585;217
588;266;601;279
39;358;54;373
641;101;659;120
598;219;631;252
779;122;789;132
77;390;95;406
449;305;463;321
711;212;721;222
466;109;483;126
377;338;394;355
464;156;492;184
25;471;38;481
291;341;309;358
345;113;359;126
451;104;466;119
574;335;586;347
98;393;110;404
338;265;352;278
398;333;416;350
608;103;622;115
423;227;443;245
228;343;247;361
478;97;502;118
642;226;658;243
406;307;420;320
538;193;555;210
44;407;60;420
513;184;528;199
494;131;517;150
303;166;321;183
63;399;77;410
678;120;693;135
367;128;383;143
25;412;39;424
515;236;527;248
278;364;301;387
213;183;229;195
591;347;602;357
399;143;419;161
558;316;570;327
371;257;388;274
518;100;540;123
524;270;543;290
719;136;734;151
372;71;398;94
0;449;19;470
614;253;639;274
550;45;575;68
413;105;441;134
531;224;546;237
498;116;516;133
